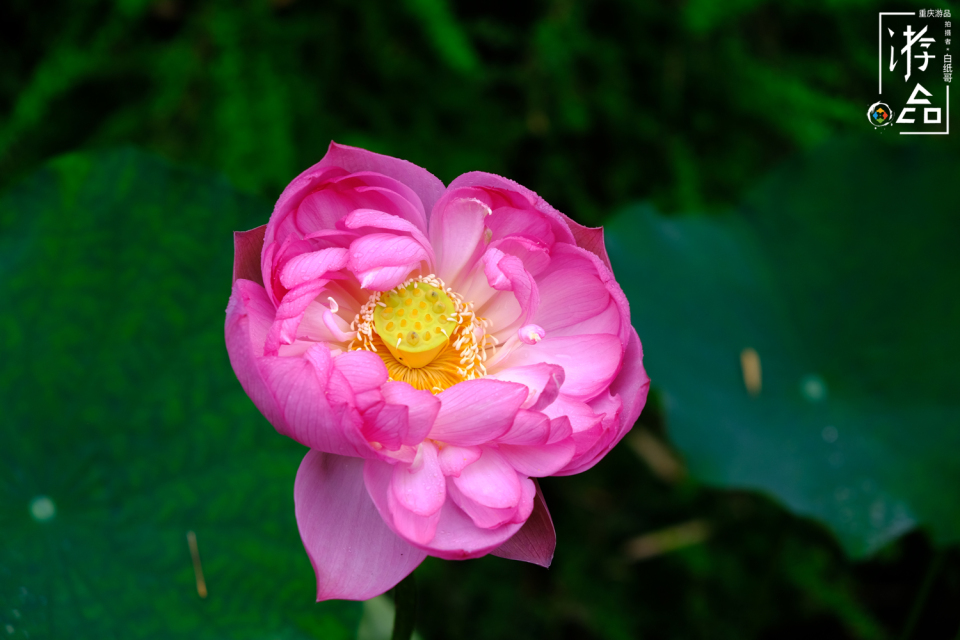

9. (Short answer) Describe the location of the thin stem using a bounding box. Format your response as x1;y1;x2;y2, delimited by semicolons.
899;550;944;640
391;571;418;640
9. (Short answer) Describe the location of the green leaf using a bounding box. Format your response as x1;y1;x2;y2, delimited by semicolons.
0;149;362;638
607;138;960;557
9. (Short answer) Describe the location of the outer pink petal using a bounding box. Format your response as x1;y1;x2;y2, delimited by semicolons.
499;440;576;477
486;363;564;412
497;409;551;446
447;476;535;529
438;445;482;477
558;212;613;272
365;457;529;558
429;379;528;446
259;345;373;457
495;334;623;400
534;253;621;338
452;448;522;509
391;442;446;516
317;142;445;228
225;280;285;430
381;381;441;446
491;480;556;567
295;451;426;601
233;225;266;285
610;327;650;435
445;172;576;245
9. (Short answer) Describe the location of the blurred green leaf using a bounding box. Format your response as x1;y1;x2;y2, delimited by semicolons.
607;137;960;556
0;149;361;638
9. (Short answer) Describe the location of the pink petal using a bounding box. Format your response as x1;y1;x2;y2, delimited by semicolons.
447;476;535;529
381;381;441;446
366;457;530;559
491;480;556;567
499;440;576;477
429;194;490;287
558;212;613;271
365;458;443;545
486;363;564;412
362;401;407;450
429;379;528;446
437;445;482;477
534;253;621;338
233;225;266;285
225;280;285;430
423;500;527;560
488;237;551;277
258;344;373;457
333;349;389;393
318;142;445;228
279;247;350;289
294;451;426;601
359;264;421;291
391;442;446;516
343;208;435;265
497;410;551;446
264;280;330;355
481;249;539;327
348;233;428;291
445;172;576;245
452;448;521;509
495;334;623;400
610;328;650;435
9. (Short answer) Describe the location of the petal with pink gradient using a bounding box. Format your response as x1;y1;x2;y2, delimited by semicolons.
495;334;623;400
429;195;490;287
486;363;564;412
499;440;576;477
233;225;266;285
429;379;528;446
391;442;446;516
437;445;482;477
558;211;613;271
279;247;350;289
452;448;522;509
348;233;428;291
610;327;651;431
225;280;285;431
258;345;373;457
365;457;528;559
343;208;434;265
447;476;535;529
381;381;441;446
317;142;446;224
294;451;426;602
491;480;556;567
497;410;551;446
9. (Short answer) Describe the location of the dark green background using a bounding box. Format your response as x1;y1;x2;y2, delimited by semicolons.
1;1;958;638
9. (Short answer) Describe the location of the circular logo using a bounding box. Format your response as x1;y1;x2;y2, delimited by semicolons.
867;102;894;127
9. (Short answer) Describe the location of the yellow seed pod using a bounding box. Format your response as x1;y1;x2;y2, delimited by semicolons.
373;282;456;368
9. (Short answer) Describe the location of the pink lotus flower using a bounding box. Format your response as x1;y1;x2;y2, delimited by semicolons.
225;143;649;601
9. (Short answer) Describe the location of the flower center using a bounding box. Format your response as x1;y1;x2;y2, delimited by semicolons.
350;275;491;394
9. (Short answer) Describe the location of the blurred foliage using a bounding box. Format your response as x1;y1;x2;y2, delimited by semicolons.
0;0;891;222
0;150;360;639
2;0;960;639
607;138;960;557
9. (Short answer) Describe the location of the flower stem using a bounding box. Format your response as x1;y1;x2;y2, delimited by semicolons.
391;571;418;640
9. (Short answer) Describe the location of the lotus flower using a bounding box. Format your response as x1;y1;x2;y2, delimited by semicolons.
225;143;649;601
